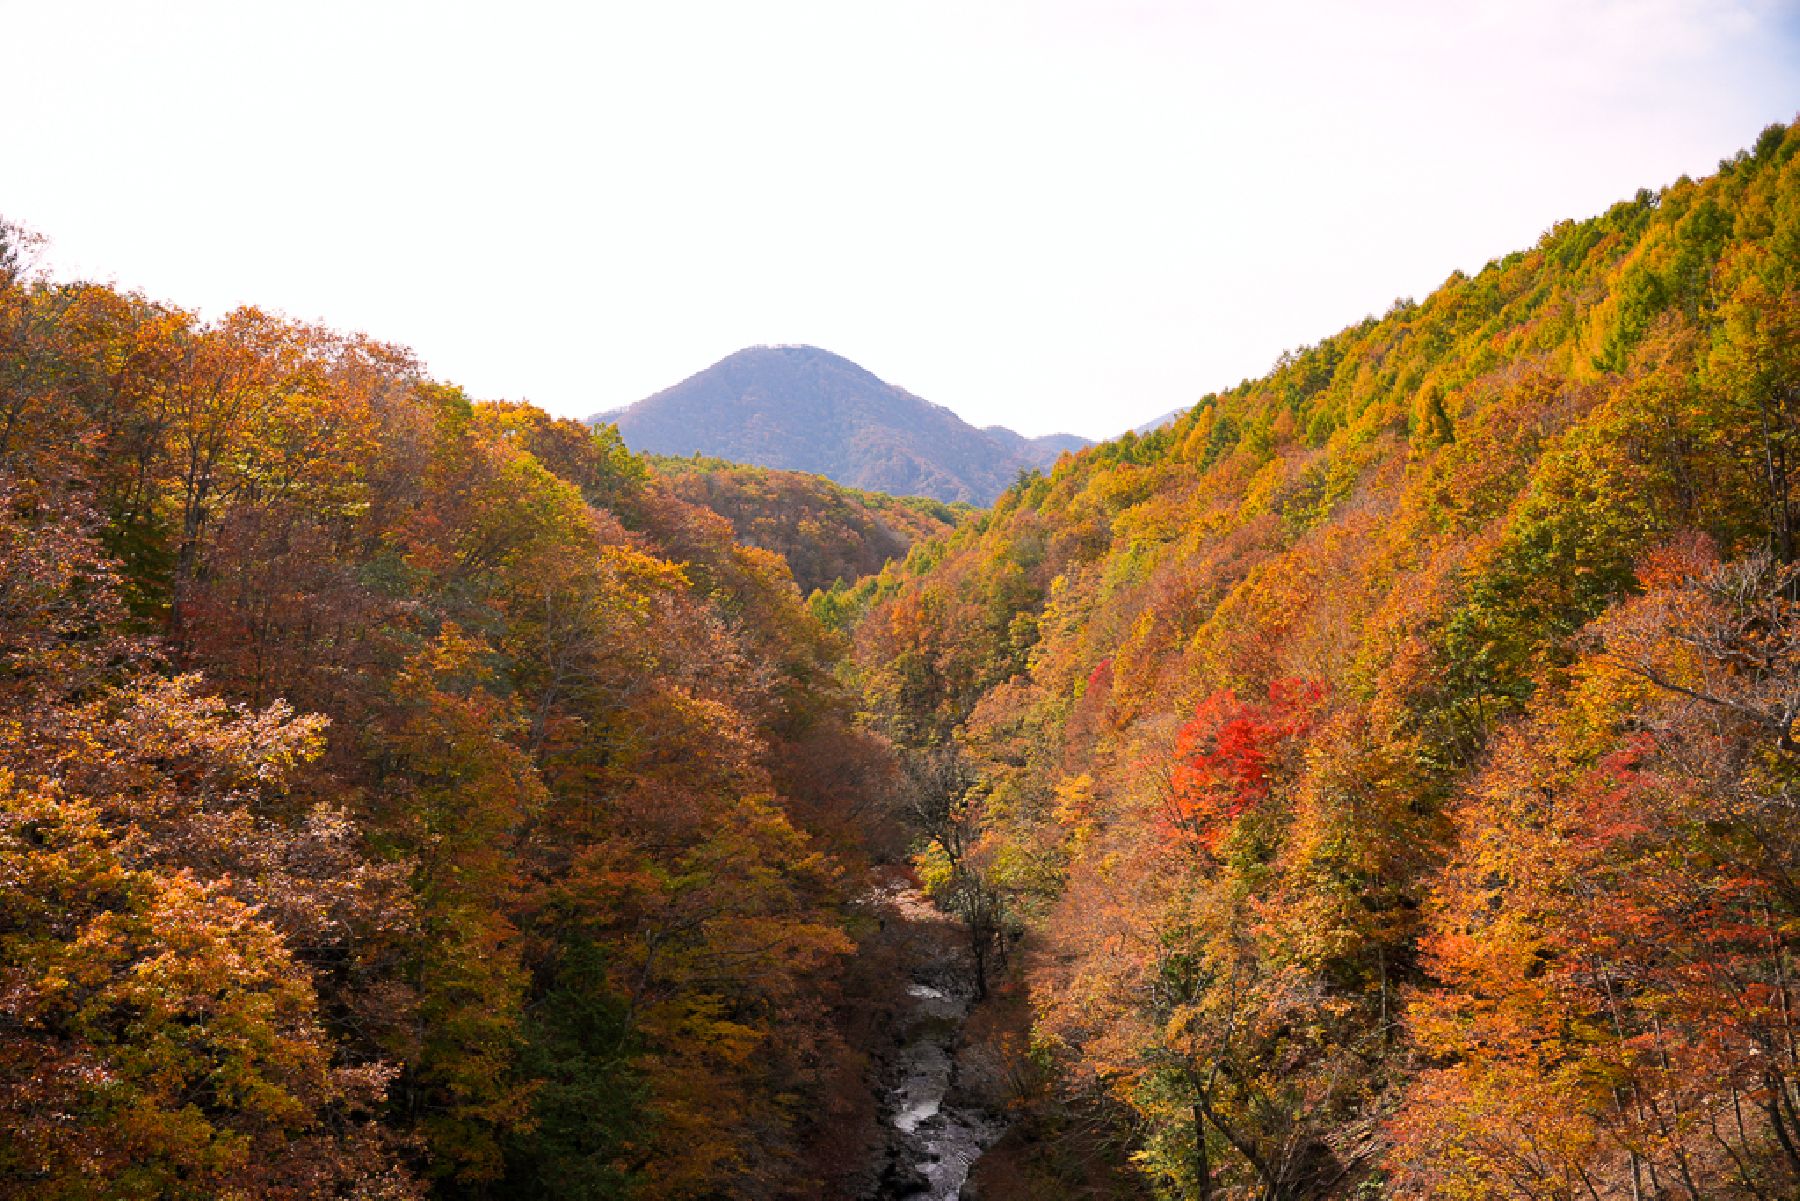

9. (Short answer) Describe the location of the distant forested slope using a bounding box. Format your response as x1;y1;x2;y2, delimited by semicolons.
652;455;967;593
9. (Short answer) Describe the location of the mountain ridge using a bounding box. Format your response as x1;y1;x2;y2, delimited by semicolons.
591;345;1089;505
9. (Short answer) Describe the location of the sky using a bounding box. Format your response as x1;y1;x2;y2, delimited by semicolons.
3;2;1798;439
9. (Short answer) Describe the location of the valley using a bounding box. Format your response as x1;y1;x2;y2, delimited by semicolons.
1;120;1797;1201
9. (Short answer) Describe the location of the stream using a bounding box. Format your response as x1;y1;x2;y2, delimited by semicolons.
865;872;1006;1201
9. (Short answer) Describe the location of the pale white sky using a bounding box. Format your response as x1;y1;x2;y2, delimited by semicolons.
4;1;1797;438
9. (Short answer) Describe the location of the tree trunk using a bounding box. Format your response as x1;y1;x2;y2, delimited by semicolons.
1193;1101;1213;1201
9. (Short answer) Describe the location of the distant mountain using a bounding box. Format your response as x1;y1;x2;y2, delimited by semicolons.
592;346;1090;505
1131;406;1189;435
982;424;1093;461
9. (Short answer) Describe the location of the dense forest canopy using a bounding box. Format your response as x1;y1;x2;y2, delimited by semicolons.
829;120;1800;1199
0;225;913;1198
1;119;1798;1201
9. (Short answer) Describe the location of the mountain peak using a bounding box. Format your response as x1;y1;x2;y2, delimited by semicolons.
592;348;1088;505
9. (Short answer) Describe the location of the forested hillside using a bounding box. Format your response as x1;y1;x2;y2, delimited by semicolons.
649;456;966;594
0;222;914;1199
830;122;1800;1198
7;115;1799;1201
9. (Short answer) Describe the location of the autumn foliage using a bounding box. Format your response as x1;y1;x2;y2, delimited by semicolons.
0;222;904;1198
839;122;1800;1199
1164;679;1322;852
4;119;1799;1201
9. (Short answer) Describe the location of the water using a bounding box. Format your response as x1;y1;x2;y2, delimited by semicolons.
870;879;1005;1200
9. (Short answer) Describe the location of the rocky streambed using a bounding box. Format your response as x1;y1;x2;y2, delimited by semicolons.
863;873;1006;1200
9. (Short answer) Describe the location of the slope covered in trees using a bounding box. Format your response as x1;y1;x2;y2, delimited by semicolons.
0;223;916;1199
595;345;1089;505
649;456;967;594
831;122;1800;1198
7;117;1799;1201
